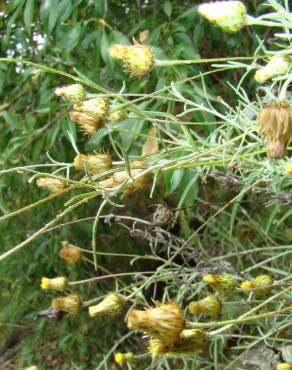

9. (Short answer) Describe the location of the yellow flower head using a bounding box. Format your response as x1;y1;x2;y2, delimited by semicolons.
277;364;292;370
41;277;68;292
240;274;273;295
69;111;104;135
55;84;86;103
73;153;112;174
108;106;128;123
255;55;291;84
285;162;292;175
114;352;134;365
36;177;67;193
25;366;39;370
52;294;81;316
74;97;109;119
202;274;236;294
189;295;221;317
88;293;126;317
60;241;81;263
127;301;184;346
109;42;154;78
258;100;292;159
198;1;247;33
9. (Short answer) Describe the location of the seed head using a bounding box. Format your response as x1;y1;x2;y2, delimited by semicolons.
52;294;81;316
114;352;134;365
73;153;112;174
41;277;68;292
108;42;154;78
74;97;109;119
88;293;126;317
202;274;236;294
258;100;292;159
189;295;221;317
127;301;184;345
55;84;86;103
198;1;247;33
69;111;104;135
277;364;292;370
36;177;67;193
240;274;273;295
60;241;81;263
255;55;291;84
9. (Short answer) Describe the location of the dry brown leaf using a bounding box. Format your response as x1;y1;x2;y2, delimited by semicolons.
142;126;158;156
139;29;150;43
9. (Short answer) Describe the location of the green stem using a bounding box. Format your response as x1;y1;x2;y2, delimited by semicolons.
188;306;292;330
91;198;108;270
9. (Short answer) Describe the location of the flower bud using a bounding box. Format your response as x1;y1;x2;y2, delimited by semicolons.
108;42;154;78
285;162;292;175
114;352;134;365
127;301;184;345
240;274;273;295
198;1;248;33
55;84;86;103
52;294;81;316
36;177;67;193
258;100;292;159
255;55;291;84
74;97;109;119
202;274;236;294
41;277;68;292
108;106;128;123
69;111;104;135
277;364;292;370
149;329;207;357
88;293;126;317
73;153;112;175
189;295;221;317
60;241;81;263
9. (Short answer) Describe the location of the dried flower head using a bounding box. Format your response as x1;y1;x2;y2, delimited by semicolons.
114;352;134;365
108;106;128;123
258;100;292;159
255;55;291;84
277;364;292;370
127;301;184;345
285;162;292;174
73;153;112;174
98;161;149;194
55;84;86;103
240;274;273;295
74;97;109;119
202;274;236;294
149;329;207;357
52;294;81;316
36;177;67;193
41;277;68;292
88;293;126;317
60;241;81;263
189;295;221;317
69;111;104;135
198;1;248;33
108;42;154;78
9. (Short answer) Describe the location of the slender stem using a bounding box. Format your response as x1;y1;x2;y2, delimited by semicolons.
91;199;108;270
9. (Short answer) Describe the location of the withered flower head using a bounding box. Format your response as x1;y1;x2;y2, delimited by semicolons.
88;293;126;317
74;97;109;119
36;177;67;193
198;1;247;33
202;274;236;294
73;153;112;174
41;277;68;292
127;301;184;345
69;111;104;135
240;274;273;295
55;84;86;103
189;295;221;317
108;42;154;78
258;100;292;159
52;294;81;316
255;55;291;84
114;352;134;365
149;329;207;357
60;241;81;263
